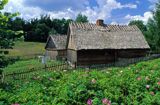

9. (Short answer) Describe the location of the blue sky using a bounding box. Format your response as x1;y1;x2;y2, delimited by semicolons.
3;0;157;24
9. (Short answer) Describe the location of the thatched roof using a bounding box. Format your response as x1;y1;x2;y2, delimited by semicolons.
68;22;150;50
45;35;67;50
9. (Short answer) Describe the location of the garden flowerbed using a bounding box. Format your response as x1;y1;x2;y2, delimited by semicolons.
0;59;160;105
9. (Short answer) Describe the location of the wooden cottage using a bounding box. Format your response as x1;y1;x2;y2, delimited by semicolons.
45;35;67;60
66;20;150;66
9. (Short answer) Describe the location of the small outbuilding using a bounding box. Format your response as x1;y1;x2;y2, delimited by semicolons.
45;35;67;60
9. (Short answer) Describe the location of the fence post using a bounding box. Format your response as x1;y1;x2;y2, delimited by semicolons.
44;64;47;72
2;73;4;83
0;69;4;83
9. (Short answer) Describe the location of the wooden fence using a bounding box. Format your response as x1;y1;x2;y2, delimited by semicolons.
0;62;68;84
1;54;160;84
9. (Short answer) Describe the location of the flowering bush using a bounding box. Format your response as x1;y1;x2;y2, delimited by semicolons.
0;59;160;104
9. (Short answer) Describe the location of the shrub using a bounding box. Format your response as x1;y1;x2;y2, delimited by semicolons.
0;59;160;104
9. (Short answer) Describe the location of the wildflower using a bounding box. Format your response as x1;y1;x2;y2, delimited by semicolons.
91;78;96;84
120;70;123;73
137;77;141;81
106;71;109;74
87;99;92;105
135;70;139;73
150;91;155;96
49;77;53;81
43;87;47;90
63;70;67;72
145;76;150;81
157;81;160;85
146;85;150;90
37;76;40;79
102;98;111;105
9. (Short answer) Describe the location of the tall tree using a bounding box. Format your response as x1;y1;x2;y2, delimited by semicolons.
129;20;147;33
0;0;19;48
75;13;89;23
145;1;160;51
0;0;19;68
24;16;73;42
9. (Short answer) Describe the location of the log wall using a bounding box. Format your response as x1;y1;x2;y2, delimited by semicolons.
77;50;115;66
117;49;149;58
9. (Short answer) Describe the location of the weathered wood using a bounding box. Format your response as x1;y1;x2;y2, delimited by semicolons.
68;49;149;66
77;49;115;66
117;49;148;58
67;49;77;67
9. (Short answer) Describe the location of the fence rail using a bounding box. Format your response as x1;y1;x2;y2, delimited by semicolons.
1;62;68;83
1;54;160;84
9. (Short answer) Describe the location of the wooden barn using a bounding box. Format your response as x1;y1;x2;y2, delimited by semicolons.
45;35;67;60
66;20;150;66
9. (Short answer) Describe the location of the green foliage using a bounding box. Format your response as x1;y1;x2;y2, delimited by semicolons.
128;1;160;52
0;1;19;49
24;15;73;42
76;13;89;23
0;55;20;68
144;1;160;52
0;59;160;105
129;20;147;33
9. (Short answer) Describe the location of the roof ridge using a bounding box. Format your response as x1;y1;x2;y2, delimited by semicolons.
69;22;140;32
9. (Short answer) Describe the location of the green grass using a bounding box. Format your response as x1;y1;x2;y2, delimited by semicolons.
3;59;64;74
1;41;45;58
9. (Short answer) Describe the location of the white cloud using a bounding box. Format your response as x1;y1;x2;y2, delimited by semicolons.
148;0;158;9
111;21;118;25
148;0;158;3
125;11;153;24
3;0;46;19
3;0;138;23
82;0;137;23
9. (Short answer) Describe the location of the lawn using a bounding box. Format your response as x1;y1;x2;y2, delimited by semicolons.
3;59;64;74
1;41;45;58
0;58;160;105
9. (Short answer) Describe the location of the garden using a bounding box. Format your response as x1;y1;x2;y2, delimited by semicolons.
0;58;160;105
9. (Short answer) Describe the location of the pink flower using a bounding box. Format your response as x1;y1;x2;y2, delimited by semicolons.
157;81;160;85
150;92;155;96
146;85;150;90
102;98;111;105
87;99;92;105
137;77;141;81
91;79;96;84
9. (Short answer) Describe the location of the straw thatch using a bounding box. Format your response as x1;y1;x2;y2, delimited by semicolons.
68;22;150;50
45;35;67;50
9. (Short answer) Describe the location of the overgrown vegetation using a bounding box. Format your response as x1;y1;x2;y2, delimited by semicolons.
0;0;19;68
0;59;160;105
